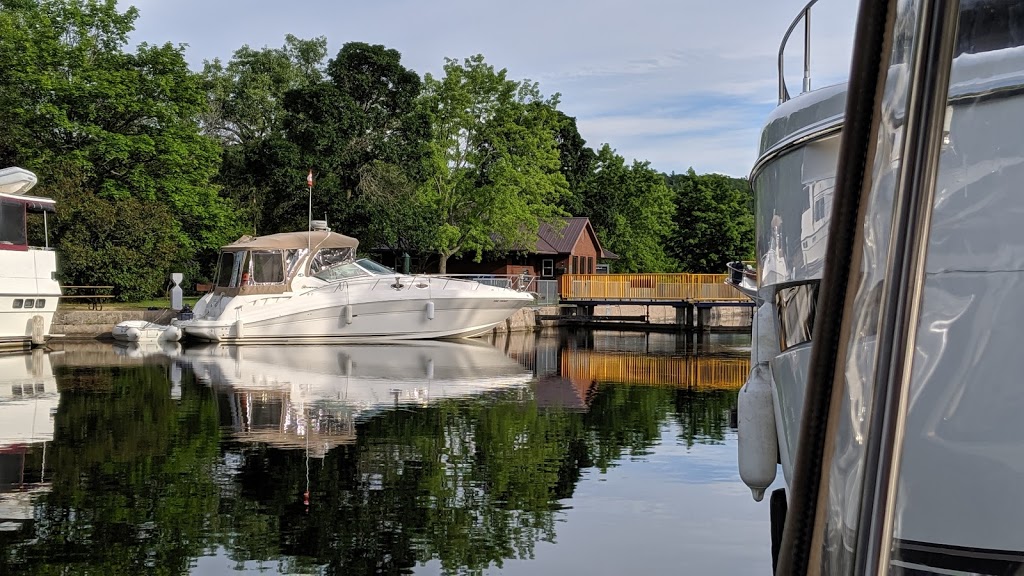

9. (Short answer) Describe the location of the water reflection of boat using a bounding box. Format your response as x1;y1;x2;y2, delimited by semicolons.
176;340;534;456
0;350;58;528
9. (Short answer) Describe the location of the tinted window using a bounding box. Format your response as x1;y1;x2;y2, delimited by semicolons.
775;281;819;351
252;251;284;283
0;201;26;246
216;252;236;287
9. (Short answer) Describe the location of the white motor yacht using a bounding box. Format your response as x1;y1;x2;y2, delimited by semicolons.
732;0;1024;574
0;167;60;350
174;224;536;343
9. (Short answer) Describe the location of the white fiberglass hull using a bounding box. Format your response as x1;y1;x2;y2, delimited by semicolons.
0;250;60;349
177;281;534;343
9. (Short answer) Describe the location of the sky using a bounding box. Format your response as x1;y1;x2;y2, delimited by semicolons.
119;0;859;178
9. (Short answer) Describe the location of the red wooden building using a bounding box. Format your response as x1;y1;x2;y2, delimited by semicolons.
439;217;618;279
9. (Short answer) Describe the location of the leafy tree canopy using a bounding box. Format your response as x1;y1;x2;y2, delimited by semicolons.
418;55;569;273
666;169;754;273
0;0;243;295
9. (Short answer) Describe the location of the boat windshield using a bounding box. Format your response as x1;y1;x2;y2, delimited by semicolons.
313;257;396;282
355;258;395;275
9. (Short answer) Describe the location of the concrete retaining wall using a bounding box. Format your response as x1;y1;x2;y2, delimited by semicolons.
51;309;176;340
52;304;750;340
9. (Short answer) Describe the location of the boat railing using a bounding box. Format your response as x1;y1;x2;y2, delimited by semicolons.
321;273;540;296
778;0;819;104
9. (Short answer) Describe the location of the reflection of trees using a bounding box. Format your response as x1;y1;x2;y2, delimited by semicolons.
673;388;739;448
3;364;738;575
5;365;222;574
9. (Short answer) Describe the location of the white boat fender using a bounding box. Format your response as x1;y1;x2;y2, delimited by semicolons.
738;362;778;502
426;301;435;320
31;315;45;345
234;317;244;339
344;305;353;325
126;326;141;342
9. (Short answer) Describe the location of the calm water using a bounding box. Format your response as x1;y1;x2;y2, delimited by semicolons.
0;329;781;575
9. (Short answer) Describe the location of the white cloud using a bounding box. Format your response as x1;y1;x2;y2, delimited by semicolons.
119;0;858;176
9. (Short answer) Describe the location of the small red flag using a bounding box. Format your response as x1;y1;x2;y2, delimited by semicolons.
307;169;314;188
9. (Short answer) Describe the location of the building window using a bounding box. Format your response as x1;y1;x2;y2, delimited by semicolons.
588;257;594;274
572;256;579;274
541;259;554;277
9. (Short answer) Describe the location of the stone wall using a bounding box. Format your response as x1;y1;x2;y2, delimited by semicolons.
51;309;176;340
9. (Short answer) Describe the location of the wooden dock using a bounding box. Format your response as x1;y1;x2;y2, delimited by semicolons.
542;273;754;331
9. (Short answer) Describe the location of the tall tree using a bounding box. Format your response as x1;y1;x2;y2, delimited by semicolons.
579;144;677;273
281;41;430;243
201;34;328;234
0;0;243;296
667;169;754;273
418;55;569;273
545;107;595;216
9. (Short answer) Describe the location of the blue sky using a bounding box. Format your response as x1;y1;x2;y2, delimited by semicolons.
120;0;858;178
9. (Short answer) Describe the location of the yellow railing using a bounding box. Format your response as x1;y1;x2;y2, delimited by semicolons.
561;350;749;390
559;273;745;302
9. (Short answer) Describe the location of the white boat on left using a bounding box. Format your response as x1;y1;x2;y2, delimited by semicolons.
0;167;60;351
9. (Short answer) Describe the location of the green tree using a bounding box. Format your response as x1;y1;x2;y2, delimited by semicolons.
200;34;328;234
0;0;243;296
545;107;594;216
581;144;677;272
418;55;569;273
667;169;754;273
282;41;430;244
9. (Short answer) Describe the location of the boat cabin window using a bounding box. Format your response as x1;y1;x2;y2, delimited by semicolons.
309;248;354;275
250;250;285;284
775;281;819;352
215;251;239;288
284;249;306;278
0;200;26;248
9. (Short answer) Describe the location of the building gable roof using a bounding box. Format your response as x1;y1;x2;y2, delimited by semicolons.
537;217;618;259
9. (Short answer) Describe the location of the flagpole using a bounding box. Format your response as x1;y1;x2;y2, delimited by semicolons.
307;169;314;254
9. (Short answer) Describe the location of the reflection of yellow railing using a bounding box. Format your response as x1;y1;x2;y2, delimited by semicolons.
559;274;746;301
561;350;749;390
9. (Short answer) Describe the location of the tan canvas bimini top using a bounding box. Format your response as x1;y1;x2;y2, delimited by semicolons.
223;230;359;251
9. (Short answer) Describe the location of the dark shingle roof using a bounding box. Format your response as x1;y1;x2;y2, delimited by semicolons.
536;217;619;260
537;218;589;254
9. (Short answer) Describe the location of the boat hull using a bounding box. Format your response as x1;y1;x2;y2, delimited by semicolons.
177;291;533;343
0;250;60;350
748;42;1024;568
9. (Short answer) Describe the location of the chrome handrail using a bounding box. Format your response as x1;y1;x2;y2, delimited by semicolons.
779;0;820;104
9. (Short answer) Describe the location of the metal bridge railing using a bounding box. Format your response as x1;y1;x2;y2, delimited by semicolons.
559;273;747;302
